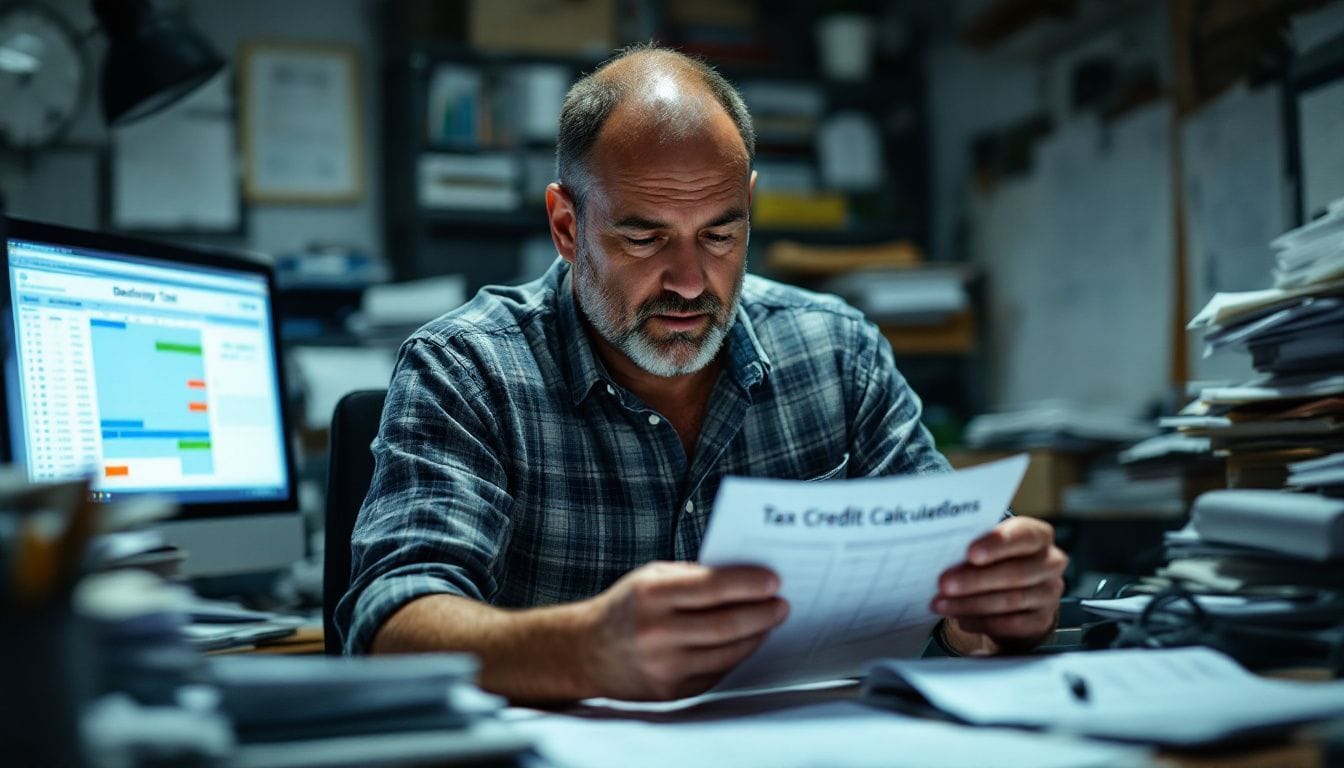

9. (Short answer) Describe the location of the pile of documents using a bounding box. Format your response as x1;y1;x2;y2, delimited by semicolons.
964;401;1155;452
1174;196;1344;488
211;655;532;767
1079;488;1344;673
2;471;530;766
1136;490;1344;596
1079;203;1344;666
1093;432;1226;518
818;267;969;325
1288;451;1344;495
1059;461;1215;519
960;403;1163;516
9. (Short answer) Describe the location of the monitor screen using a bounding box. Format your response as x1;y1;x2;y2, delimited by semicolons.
1;217;297;519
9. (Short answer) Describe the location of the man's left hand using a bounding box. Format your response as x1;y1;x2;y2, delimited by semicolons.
931;516;1067;654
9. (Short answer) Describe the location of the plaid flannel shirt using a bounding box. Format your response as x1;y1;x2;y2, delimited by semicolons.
335;258;950;654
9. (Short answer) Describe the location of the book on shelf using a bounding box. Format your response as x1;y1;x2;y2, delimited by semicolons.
764;239;922;276
752;192;847;230
417;153;520;211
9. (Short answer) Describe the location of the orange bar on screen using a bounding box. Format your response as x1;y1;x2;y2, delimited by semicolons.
105;465;129;477
188;402;208;412
187;379;206;389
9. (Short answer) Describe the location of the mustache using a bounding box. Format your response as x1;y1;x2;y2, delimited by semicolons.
634;292;723;324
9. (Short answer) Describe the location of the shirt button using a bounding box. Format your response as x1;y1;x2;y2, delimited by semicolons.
685;500;694;513
606;384;615;395
648;414;661;426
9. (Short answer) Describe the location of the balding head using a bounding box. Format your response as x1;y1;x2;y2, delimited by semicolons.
556;44;755;214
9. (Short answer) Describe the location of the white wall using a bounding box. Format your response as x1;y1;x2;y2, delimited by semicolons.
924;3;1178;418
0;0;383;262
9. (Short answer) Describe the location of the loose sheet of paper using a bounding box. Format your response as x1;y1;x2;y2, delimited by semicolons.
698;455;1029;691
1080;594;1302;620
867;646;1344;745
510;700;1146;768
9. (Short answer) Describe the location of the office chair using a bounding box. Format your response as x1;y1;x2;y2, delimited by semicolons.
322;388;388;655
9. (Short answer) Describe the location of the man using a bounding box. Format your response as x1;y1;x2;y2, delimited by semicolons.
335;45;1066;702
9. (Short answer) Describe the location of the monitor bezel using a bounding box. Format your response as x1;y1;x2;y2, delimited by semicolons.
1;215;300;520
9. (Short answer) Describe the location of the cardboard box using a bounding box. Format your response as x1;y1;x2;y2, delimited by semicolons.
945;449;1086;518
470;0;615;57
881;311;976;355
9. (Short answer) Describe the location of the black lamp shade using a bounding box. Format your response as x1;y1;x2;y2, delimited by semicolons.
94;0;225;126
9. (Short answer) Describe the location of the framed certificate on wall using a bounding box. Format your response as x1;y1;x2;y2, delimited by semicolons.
240;42;364;204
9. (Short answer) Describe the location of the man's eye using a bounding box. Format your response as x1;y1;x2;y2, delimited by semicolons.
625;236;658;247
705;233;734;243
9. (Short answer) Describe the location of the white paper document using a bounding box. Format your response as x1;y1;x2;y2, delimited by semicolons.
511;700;1146;768
866;646;1344;745
698;455;1029;691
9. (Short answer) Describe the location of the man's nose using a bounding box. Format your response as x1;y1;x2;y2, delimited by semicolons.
661;238;706;300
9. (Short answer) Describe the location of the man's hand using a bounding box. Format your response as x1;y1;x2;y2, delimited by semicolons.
931;516;1067;655
580;561;788;700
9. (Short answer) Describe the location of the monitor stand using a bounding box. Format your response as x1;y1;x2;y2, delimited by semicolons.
155;512;305;579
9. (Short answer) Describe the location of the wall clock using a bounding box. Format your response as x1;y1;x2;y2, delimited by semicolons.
0;3;87;150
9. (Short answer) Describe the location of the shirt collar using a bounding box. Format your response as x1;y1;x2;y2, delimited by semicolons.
555;262;772;406
723;300;771;395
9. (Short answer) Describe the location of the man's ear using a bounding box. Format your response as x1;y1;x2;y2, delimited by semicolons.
546;182;579;265
748;169;757;206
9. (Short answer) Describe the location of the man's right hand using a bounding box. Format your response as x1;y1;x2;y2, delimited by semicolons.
579;561;788;701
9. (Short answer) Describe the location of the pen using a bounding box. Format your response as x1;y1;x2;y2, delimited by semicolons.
1062;671;1090;703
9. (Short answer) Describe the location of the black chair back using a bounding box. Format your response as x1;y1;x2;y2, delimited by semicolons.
322;388;388;654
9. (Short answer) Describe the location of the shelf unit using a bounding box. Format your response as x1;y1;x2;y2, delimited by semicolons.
380;14;932;285
380;43;583;288
376;4;980;427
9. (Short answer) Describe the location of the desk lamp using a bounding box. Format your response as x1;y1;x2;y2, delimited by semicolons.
92;0;225;126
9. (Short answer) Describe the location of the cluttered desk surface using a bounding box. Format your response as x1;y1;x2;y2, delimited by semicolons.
7;466;1344;768
199;619;1344;768
13;454;1337;768
184;645;1340;768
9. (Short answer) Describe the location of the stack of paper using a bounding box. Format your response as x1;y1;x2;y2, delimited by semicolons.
1085;489;1344;614
961;404;1171;517
819;267;969;325
1272;197;1344;290
1287;451;1344;494
1190;489;1344;562
417;153;520;211
1059;465;1193;519
964;401;1155;452
1176;196;1344;487
1090;203;1344;622
180;596;309;652
208;654;509;743
1115;432;1223;487
1041;427;1222;521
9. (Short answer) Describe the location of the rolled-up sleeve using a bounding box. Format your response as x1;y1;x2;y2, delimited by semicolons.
334;337;514;655
846;319;952;478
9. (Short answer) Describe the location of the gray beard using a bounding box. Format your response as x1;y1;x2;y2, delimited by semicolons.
572;248;742;378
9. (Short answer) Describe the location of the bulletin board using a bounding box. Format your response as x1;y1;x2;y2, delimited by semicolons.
239;42;365;204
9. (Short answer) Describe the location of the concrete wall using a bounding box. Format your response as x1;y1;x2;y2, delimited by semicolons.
923;3;1180;417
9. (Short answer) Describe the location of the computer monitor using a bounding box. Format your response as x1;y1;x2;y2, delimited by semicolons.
1;216;303;577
